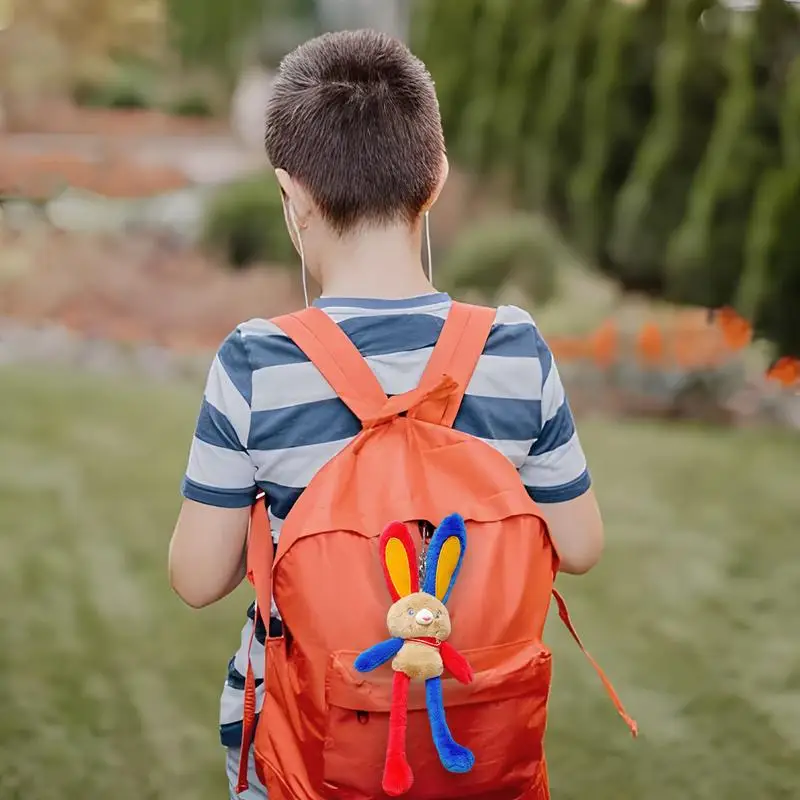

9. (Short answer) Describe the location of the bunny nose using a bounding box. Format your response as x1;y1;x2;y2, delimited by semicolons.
415;609;434;626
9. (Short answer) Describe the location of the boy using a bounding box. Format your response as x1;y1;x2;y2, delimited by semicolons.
168;30;603;799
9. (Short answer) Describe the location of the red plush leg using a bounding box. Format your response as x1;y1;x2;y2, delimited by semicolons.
383;671;414;796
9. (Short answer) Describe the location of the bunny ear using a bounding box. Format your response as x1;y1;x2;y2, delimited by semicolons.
379;522;419;601
423;514;466;603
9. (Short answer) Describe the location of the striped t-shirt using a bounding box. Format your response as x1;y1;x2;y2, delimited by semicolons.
180;293;591;747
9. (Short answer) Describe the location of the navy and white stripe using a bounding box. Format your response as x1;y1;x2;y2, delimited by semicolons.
180;293;591;746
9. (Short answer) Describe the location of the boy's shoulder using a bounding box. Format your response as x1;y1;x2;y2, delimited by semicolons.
483;305;548;362
222;316;307;371
217;304;545;373
492;304;538;329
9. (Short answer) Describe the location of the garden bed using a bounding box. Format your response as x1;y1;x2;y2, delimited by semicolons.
0;228;303;350
0;149;191;199
6;99;229;138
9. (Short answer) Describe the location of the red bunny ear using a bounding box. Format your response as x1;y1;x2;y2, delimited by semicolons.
379;522;419;601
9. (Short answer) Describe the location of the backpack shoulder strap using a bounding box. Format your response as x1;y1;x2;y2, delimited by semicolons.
412;301;496;428
272;307;388;422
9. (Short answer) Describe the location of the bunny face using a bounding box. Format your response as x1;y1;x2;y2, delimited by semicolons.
387;592;452;641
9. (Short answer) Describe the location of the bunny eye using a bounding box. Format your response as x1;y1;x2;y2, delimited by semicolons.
407;608;415;616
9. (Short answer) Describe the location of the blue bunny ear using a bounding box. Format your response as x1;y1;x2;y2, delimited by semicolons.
423;514;467;603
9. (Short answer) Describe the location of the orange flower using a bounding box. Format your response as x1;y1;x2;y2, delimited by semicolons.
766;357;800;387
590;320;619;368
714;307;752;351
636;322;664;366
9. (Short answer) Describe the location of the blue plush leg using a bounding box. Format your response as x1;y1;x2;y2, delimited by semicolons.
425;677;474;774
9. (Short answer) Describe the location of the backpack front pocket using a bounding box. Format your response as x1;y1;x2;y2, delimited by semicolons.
322;639;552;800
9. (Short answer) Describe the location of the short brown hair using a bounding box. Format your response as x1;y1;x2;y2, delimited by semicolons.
265;30;444;234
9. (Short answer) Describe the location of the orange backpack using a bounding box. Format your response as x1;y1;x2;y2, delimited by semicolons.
237;302;636;800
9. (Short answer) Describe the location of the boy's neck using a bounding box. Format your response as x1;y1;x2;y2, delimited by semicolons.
313;222;436;300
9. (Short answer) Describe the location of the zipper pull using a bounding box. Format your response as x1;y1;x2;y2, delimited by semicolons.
417;520;434;584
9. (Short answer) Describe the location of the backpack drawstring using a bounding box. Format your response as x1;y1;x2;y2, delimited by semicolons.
552;589;638;737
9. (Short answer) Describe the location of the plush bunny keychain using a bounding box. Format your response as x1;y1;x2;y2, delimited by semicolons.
354;513;475;796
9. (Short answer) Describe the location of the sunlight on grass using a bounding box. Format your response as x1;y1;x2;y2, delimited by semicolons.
0;366;798;799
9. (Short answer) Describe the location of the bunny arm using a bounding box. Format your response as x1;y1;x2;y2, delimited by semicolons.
354;637;405;673
440;641;474;685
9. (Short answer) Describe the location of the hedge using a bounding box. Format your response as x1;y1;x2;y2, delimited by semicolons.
414;0;800;358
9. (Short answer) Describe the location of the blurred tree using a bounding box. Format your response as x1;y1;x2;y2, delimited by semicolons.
607;0;723;293
166;0;317;83
414;0;800;359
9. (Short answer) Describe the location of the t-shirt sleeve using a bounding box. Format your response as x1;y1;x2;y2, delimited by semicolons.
519;326;591;504
181;327;257;508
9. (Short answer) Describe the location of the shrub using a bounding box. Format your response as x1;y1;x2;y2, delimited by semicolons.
438;214;565;306
166;91;215;118
72;74;152;110
71;60;162;111
203;176;295;269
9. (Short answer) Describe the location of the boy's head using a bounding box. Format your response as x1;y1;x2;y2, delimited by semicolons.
265;30;447;251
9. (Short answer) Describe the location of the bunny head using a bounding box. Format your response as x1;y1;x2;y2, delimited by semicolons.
379;514;467;642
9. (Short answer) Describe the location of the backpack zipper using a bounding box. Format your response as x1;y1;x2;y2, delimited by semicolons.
417;520;435;585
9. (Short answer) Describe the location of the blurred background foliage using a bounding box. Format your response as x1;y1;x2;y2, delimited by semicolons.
3;0;798;360
202;174;296;268
159;0;800;359
412;0;800;359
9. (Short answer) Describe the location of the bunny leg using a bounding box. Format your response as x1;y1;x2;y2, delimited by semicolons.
425;677;475;774
383;671;414;796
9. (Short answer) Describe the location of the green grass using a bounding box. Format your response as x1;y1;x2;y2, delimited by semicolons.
1;365;799;799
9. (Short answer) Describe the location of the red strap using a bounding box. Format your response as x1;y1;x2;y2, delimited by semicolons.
247;493;273;606
552;589;638;737
272;308;387;422
236;618;259;793
412;302;496;428
237;497;273;792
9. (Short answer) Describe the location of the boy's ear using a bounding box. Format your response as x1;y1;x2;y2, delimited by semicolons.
379;522;420;602
422;513;466;603
422;153;450;213
274;168;312;228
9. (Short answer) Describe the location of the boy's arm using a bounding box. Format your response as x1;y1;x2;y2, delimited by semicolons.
169;501;250;607
169;328;257;608
521;328;603;575
537;491;604;575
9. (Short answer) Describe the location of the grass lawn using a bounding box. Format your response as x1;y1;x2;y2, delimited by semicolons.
1;365;799;800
